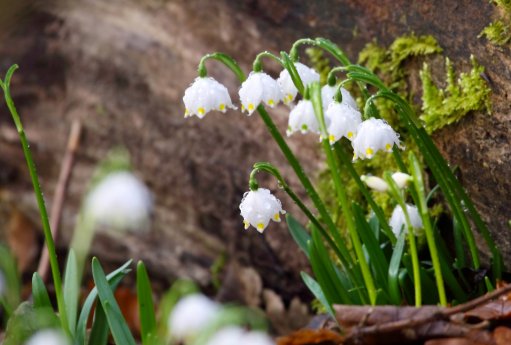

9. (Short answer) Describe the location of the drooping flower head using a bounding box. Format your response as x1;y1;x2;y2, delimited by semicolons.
183;77;236;118
168;294;220;341
239;188;285;233
206;327;275;345
85;171;153;232
287;100;320;136
325;102;362;144
352;118;402;160
321;84;358;110
277;62;319;104
239;72;283;115
389;204;423;237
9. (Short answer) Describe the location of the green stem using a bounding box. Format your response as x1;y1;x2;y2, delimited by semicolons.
1;65;69;333
252;51;283;72
409;153;447;306
384;172;422;307
310;82;377;305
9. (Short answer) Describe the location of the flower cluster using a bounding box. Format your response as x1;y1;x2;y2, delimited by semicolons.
239;188;285;233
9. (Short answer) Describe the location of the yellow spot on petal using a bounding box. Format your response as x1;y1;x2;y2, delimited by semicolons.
241;104;245;111
243;220;250;230
365;147;374;157
219;103;226;111
197;107;205;116
385;143;392;151
185;108;190;115
328;134;336;143
256;223;265;232
248;103;255;111
273;213;281;222
347;131;353;139
268;99;275;106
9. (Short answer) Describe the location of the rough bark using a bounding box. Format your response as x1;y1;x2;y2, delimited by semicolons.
0;0;510;302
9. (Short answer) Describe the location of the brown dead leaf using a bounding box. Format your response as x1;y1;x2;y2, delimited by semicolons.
494;326;511;345
464;300;511;322
425;338;487;345
276;329;344;345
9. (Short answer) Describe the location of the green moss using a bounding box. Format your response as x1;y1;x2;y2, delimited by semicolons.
480;0;511;46
479;20;511;45
420;56;492;133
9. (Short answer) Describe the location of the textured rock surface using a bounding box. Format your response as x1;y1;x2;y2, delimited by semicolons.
0;0;510;301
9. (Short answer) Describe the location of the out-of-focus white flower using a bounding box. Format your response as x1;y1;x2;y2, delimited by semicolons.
390;204;423;237
206;327;275;345
239;72;283;115
361;175;389;192
352;118;402;160
239;188;285;233
85;171;153;232
321;84;358;110
392;172;412;189
25;329;70;345
325;102;362;144
183;77;236;118
277;62;319;104
361;172;412;192
168;294;220;341
287;100;320;136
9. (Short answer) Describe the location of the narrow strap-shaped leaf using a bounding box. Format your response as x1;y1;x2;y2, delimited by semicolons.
300;272;335;317
76;260;132;345
88;301;109;345
32;272;52;309
388;232;406;305
92;258;137;345
137;261;157;345
63;250;79;335
286;214;311;259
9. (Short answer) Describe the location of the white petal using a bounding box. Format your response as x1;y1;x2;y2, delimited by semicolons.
389;204;423;237
239;188;284;232
392;172;412;189
278;63;319;105
287;100;320;136
183;77;235;118
321;85;358;110
239;72;282;115
361;175;389;192
352;118;401;160
326;102;362;144
25;330;70;345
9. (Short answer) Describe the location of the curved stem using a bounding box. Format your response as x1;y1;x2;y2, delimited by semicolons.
198;53;246;81
311;82;377;305
252;51;283;72
2;65;70;334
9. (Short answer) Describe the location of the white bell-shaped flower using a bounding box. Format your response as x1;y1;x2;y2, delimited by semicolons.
239;188;285;233
325;102;362;144
389;204;423;237
206;327;275;345
85;171;153;232
168;294;220;341
183;77;236;118
239;72;283;115
352;118;402;160
361;175;389;192
277;62;319;104
25;330;70;345
321;84;358;110
361;172;412;192
287;100;320;136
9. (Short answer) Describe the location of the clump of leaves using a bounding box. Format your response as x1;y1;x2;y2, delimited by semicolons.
420;56;492;133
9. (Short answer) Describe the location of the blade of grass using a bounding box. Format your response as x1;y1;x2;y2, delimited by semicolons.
63;250;79;335
32;272;52;310
388;232;406;305
286;214;311;259
88;302;109;345
301;272;335;317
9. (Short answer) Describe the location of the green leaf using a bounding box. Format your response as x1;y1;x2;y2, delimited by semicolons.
300;272;335;317
0;245;21;316
75;259;132;345
91;258;137;345
88;301;109;345
286;214;311;258
137;261;157;345
63;249;79;335
388;232;406;305
31;273;52;310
